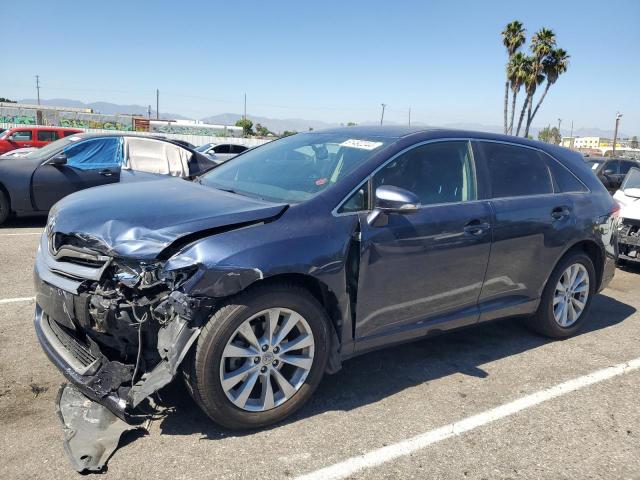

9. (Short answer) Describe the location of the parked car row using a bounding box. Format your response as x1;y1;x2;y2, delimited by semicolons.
0;133;217;225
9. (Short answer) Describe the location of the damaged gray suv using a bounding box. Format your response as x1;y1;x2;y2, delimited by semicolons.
35;126;617;469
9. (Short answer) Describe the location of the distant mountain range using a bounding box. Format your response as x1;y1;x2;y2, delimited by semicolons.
17;98;632;138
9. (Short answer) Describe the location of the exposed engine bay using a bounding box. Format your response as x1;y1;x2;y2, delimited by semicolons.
35;233;219;471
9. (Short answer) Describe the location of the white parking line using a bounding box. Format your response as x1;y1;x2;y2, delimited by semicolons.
0;297;35;304
295;357;640;480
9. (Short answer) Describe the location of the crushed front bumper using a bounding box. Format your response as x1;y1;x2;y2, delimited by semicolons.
34;303;133;422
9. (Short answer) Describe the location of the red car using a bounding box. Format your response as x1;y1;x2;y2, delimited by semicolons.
0;126;83;154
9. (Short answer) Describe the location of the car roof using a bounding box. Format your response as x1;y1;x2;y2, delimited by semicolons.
65;132;196;149
309;125;562;149
7;126;82;131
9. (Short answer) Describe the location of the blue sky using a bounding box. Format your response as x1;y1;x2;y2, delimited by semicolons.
2;0;639;134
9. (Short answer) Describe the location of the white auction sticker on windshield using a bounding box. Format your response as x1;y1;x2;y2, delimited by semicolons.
340;139;384;150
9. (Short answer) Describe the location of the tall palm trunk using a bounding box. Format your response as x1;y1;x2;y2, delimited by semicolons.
524;99;534;137
515;94;530;136
503;81;509;134
508;87;518;135
525;81;551;135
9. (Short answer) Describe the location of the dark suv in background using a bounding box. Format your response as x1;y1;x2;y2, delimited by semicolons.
587;157;640;193
33;126;617;470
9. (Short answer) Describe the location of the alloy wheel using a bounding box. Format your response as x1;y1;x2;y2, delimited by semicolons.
553;263;589;327
219;307;315;412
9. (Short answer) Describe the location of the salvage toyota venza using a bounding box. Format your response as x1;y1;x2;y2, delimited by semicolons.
34;127;617;468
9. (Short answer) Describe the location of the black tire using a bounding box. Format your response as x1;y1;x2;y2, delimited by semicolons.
0;190;9;226
526;250;596;338
185;283;330;430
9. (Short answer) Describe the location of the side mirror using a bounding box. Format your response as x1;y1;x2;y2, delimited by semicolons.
367;185;420;225
603;168;615;175
50;153;67;166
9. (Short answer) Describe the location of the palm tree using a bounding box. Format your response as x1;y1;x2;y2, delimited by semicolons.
515;56;545;137
530;28;556;62
507;52;527;135
501;21;526;134
526;48;570;134
520;28;556;137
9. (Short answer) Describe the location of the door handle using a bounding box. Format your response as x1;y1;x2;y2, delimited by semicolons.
99;169;114;177
551;206;571;220
463;220;491;236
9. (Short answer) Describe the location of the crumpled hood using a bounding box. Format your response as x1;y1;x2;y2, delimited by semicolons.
49;177;287;259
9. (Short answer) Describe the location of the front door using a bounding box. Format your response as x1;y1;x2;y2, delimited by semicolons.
32;137;122;211
355;140;492;345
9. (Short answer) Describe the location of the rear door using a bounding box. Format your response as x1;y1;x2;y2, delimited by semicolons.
31;137;122;211
474;141;580;321
35;129;60;148
355;140;492;344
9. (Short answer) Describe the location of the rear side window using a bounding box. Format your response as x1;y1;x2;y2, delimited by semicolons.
481;142;552;198
37;130;59;142
544;155;588;193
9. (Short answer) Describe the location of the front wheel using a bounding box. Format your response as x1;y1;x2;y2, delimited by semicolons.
185;283;330;429
527;251;596;338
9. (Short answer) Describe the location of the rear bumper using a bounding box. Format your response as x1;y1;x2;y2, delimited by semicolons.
34;303;134;422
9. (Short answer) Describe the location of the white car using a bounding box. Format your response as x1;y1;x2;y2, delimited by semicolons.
195;143;249;163
613;166;640;264
0;147;37;159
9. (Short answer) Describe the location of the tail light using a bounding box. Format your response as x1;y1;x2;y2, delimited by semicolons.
611;200;621;220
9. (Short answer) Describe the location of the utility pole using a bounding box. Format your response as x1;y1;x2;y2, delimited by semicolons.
147;105;151;119
612;112;623;156
156;89;159;120
408;107;411;126
243;93;247;122
557;118;562;133
570;120;574;149
380;103;386;125
35;75;41;105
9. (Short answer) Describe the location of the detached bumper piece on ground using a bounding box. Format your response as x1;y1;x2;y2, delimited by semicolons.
56;383;143;472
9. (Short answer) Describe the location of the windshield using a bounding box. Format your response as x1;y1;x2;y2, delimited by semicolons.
22;135;84;160
621;167;640;191
199;133;392;203
195;143;213;152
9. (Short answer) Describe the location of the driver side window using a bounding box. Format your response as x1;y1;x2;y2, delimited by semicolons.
372;141;476;206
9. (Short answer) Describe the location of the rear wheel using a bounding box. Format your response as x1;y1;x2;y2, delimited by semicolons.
0;190;9;226
185;283;329;429
527;251;596;338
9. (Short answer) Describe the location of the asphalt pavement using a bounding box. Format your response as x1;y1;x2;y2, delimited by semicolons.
0;217;639;479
